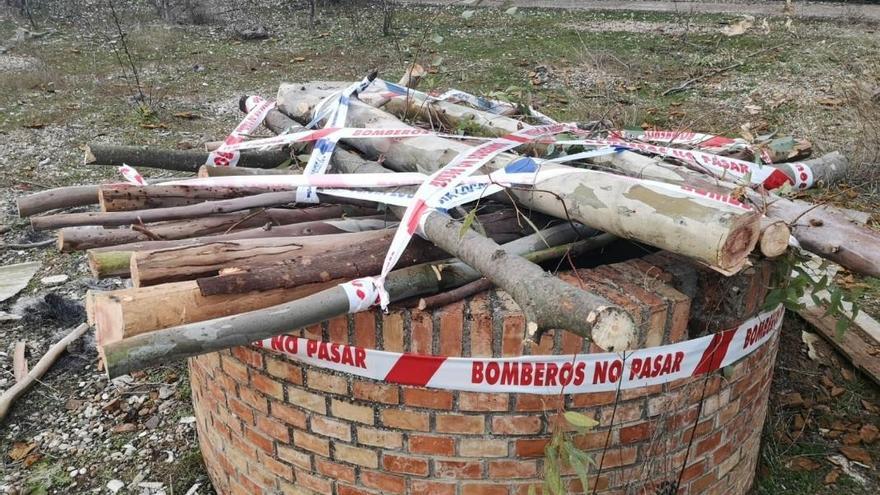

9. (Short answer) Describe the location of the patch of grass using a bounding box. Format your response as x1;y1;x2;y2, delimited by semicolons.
755;441;829;495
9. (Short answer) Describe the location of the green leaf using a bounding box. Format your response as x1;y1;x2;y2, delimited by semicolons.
564;411;598;429
851;302;860;321
563;442;591;491
815;275;828;291
505;6;518;15
462;9;475;19
528;486;537;495
835;318;849;339
459;208;478;239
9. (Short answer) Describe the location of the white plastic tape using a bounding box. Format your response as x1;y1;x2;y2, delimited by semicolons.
207;95;275;167
787;162;815;190
118;164;146;185
340;277;382;313
252;304;784;394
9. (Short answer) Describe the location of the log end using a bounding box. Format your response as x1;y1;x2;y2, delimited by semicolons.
83;145;96;165
719;214;762;272
589;306;638;352
759;220;791;258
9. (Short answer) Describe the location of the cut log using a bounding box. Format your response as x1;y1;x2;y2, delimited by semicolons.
591;149;880;277
772;151;852;186
98;183;293;212
90;280;339;348
58;205;371;252
17;185;99;217
85;144;290;172
87;216;392;278
195;209;522;295
0;323;90;421
197;165;289;177
130;229;395;287
101;223;630;377
759;218;791;258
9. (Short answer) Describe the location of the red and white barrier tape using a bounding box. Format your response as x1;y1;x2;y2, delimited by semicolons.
117;164;146;185
207;95;276;167
253;304;783;394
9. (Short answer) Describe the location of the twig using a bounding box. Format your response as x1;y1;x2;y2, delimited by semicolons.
130;224;164;241
418;278;493;310
1;238;55;250
662;44;782;96
0;323;90;421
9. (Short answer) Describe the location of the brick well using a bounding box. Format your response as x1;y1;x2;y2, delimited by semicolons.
188;253;779;495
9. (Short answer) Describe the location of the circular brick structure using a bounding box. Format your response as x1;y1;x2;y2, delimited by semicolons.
189;253;778;495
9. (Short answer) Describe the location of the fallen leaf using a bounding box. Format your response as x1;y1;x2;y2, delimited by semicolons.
292;56;306;62
172;112;201;120
22;122;45;129
830;387;846;397
791;414;806;431
64;399;83;411
824;469;840;484
112;423;137;434
802;331;821;361
780;392;805;407
23;452;41;467
817;97;845;107
859;424;878;444
140;123;168;130
842;433;862;445
862;399;879;413
745;104;762;115
840;446;873;466
8;442;36;461
787;457;821;471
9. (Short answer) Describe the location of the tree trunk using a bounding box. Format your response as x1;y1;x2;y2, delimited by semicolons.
17;185;101;217
129;229;394;287
86;216;393;278
90;279;339;350
277;83;761;273
100;224;626;377
194;209;523;295
197;165;289;177
591;150;880;277
58;205;370;252
98;183;292;212
84;144;290;172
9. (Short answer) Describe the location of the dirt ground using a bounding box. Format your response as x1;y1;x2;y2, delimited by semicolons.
0;2;878;494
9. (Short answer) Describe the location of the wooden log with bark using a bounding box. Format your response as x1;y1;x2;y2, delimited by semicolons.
97;183;292;212
86;216;392;278
84;144;290;172
58;205;371;252
197;165;289;177
276;83;762;273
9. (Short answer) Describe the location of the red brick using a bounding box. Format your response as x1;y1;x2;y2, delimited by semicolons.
597;446;638;468
243;425;274;454
307;369;348;395
360;470;406;494
311;414;352;441
337;484;378;495
356;426;403;449
383;454;429;476
411;311;433;354
255;414;289;443
331;399;374;424
265;357;303;384
492;415;543;435
459;438;508;457
691;471;718;493
353;381;399;404
488;460;538;479
599;401;644;423
680;459;707;483
353;312;377;349
411;480;456;495
335;443;379;468
572;431;609;451
293;430;330;457
403;388;454;409
696;430;723;457
468;292;494;357
516;394;563;411
382;311;405;352
501;312;525;357
515;438;548;458
221;355;249;383
462;483;509;495
328;316;348;343
436;414;485;434
434;458;482;479
619;422;653;444
294;468;332;494
277;445;311;470
270;401;307;429
228;397;254;424
438;301;464;356
238;386;269;414
315;457;356;483
287;388;326;414
381;409;430;431
409;434;455;455
231;346;263;369
258;453;294;481
459;392;509;412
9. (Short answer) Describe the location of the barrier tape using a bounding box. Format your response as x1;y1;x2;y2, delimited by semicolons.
611;129;747;154
207;95;276;167
118;164;146;185
555;137;799;190
786;161;815;190
371;79;518;116
252;304;784;394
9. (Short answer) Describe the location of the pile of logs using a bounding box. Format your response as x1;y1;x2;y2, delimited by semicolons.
16;73;879;378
